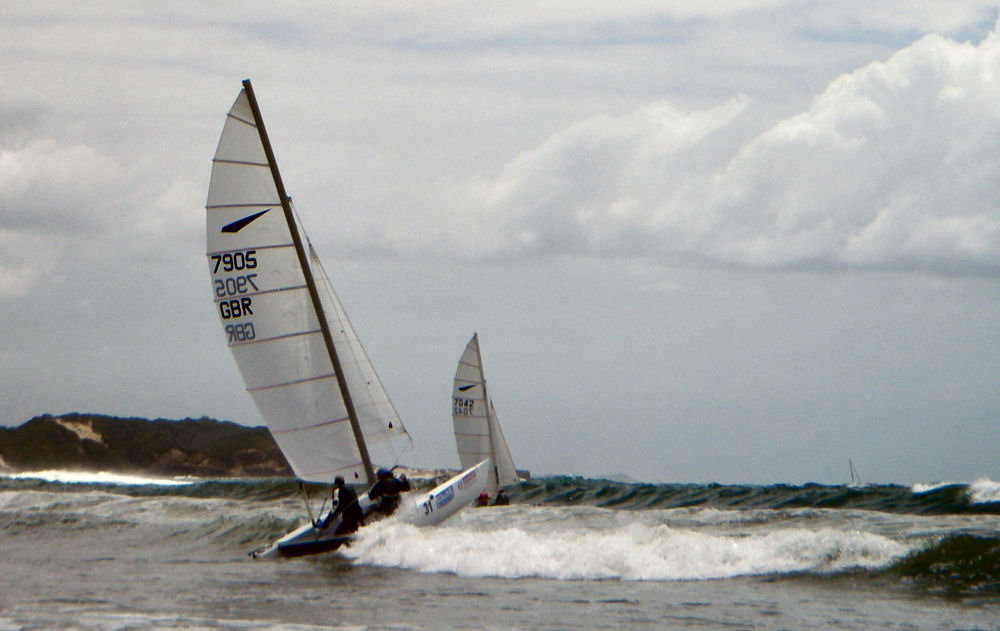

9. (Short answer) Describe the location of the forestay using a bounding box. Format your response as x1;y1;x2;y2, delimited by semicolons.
452;333;519;495
206;86;410;484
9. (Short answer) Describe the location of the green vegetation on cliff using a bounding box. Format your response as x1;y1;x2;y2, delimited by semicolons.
0;413;292;478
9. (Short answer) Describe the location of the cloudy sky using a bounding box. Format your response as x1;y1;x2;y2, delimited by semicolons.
2;2;998;485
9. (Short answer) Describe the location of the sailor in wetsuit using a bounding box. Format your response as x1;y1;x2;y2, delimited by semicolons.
368;467;411;518
321;475;364;535
493;489;510;506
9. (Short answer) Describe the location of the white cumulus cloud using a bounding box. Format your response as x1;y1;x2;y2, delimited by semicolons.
421;24;1000;273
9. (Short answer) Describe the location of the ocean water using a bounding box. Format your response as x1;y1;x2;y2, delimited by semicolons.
2;471;999;630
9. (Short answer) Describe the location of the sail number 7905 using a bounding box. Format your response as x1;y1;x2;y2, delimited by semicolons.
212;250;259;344
211;250;257;273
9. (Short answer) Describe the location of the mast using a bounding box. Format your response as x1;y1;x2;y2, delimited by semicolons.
472;333;501;490
240;79;375;484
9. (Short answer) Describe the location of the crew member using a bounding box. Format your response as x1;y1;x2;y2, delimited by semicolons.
368;467;411;517
321;475;364;535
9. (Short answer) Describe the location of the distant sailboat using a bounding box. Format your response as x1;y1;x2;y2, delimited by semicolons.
206;79;487;558
848;459;863;488
453;333;522;502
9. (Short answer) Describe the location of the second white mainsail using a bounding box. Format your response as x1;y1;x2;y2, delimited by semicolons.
453;333;519;496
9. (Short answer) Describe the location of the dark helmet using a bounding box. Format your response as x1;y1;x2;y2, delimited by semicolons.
333;475;345;486
377;467;391;479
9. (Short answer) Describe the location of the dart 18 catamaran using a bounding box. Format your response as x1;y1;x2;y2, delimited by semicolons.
453;333;522;502
206;79;487;558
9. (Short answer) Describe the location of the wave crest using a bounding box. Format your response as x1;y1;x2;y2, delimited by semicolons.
342;507;912;581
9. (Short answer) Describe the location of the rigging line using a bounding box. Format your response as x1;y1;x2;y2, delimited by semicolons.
298;481;318;531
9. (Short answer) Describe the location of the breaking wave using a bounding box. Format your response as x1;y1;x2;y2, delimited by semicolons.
516;475;1000;514
342;507;912;581
2;471;998;592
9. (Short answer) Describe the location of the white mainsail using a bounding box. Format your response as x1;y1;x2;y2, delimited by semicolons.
206;82;410;485
452;333;519;495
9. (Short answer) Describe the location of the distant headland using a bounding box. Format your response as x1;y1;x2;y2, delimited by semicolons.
0;413;293;478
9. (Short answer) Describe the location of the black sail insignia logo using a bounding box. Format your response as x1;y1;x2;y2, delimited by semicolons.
221;209;270;233
458;384;477;391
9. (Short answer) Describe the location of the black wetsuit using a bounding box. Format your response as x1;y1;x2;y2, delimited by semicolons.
326;484;363;535
368;476;411;517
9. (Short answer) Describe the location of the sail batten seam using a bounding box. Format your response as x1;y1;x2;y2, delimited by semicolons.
247;373;337;392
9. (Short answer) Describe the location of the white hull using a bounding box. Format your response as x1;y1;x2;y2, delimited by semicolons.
400;459;490;527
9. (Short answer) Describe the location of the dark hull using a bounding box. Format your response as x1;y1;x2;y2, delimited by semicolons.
276;533;353;558
249;519;354;559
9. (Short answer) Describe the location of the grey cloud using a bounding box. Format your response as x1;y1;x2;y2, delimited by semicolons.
0;139;120;235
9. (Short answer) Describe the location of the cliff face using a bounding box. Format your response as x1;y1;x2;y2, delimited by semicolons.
0;413;293;478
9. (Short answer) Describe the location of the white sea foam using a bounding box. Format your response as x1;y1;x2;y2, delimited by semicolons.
968;478;1000;504
1;469;192;486
911;478;1000;504
911;481;956;494
342;506;913;581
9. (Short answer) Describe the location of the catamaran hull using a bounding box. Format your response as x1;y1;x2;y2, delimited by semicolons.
249;460;491;559
249;522;353;559
275;533;354;558
400;459;490;527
